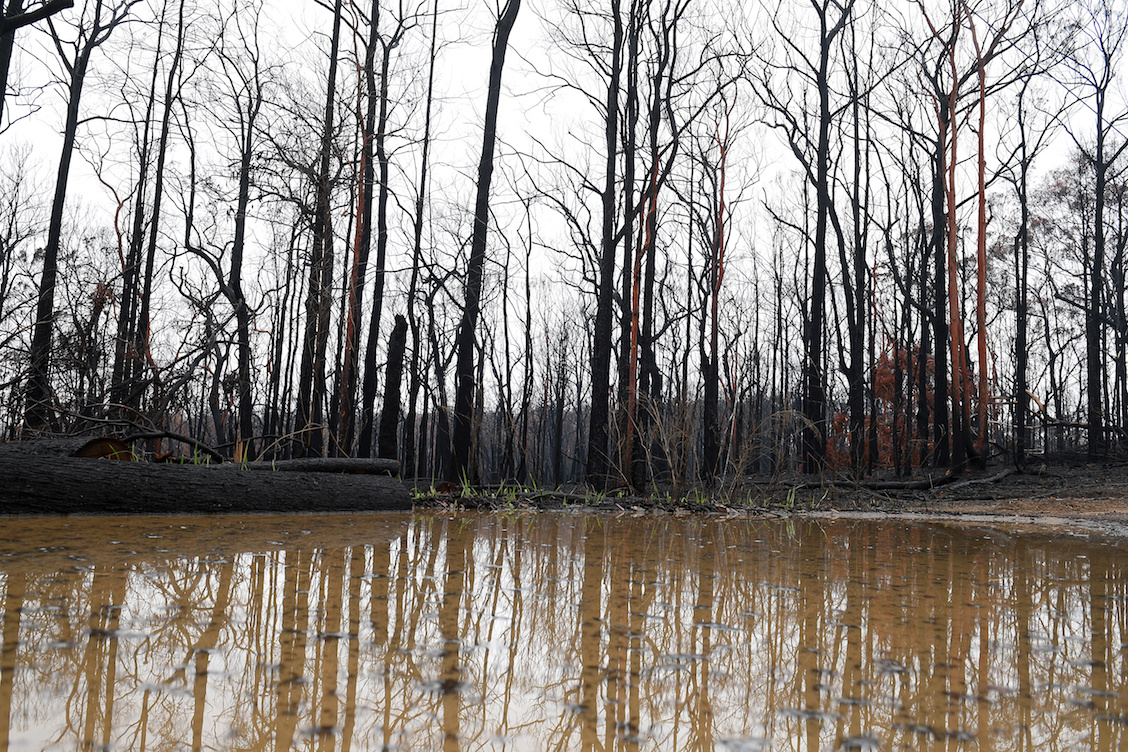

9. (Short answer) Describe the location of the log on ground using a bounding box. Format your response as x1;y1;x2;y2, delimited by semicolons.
0;456;412;515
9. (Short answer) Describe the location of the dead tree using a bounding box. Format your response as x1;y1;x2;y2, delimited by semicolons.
450;0;521;481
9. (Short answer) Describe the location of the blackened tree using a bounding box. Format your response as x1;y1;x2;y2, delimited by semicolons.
451;0;522;481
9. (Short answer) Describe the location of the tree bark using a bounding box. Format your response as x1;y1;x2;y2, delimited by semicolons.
124;0;186;417
295;0;344;457
403;0;439;478
451;0;521;481
229;58;260;461
585;0;623;489
377;314;408;461
0;456;410;514
357;4;404;457
24;0;135;431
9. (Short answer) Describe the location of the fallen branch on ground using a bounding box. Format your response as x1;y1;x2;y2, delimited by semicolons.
947;467;1015;491
863;474;956;491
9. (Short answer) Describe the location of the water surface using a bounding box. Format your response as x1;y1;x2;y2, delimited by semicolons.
0;512;1124;751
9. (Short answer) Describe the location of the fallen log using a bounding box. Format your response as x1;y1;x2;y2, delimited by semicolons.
0;436;113;458
220;457;400;475
862;467;1019;493
0;454;411;515
863;473;957;491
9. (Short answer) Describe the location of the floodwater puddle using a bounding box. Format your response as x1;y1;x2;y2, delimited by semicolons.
0;512;1125;750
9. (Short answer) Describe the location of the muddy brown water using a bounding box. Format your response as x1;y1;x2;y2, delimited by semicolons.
0;512;1125;751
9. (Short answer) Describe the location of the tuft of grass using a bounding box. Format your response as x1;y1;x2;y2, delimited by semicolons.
783;487;798;509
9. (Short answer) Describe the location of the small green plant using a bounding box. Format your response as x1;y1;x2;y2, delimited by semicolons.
583;488;606;506
684;488;709;506
458;468;475;499
496;482;520;509
783;487;798;509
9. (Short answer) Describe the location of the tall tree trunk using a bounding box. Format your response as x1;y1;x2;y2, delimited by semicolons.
336;0;381;456
585;0;623;489
111;0;165;408
617;0;638;487
1014;131;1031;466
930;126;950;468
451;0;521;481
403;0;439;478
702;106;731;482
841;15;871;476
970;14;989;466
357;9;402;457
802;2;850;473
1089;106;1108;457
24;0;130;430
295;0;343;457
130;0;184;416
945;90;969;470
229;65;262;461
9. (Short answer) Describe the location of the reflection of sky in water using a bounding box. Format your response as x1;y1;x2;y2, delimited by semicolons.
0;512;1125;751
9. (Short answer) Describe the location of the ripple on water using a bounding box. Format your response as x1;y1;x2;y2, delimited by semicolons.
781;707;843;723
896;723;978;743
693;620;741;632
874;657;907;675
838;734;880;751
418;677;473;697
299;724;340;740
718;737;770;751
1;512;1126;752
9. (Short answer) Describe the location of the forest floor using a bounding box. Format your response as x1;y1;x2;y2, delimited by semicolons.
7;437;1128;537
415;456;1128;537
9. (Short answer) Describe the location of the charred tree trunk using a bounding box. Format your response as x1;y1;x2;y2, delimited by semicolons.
801;2;850;473
451;0;521;481
336;0;382;456
930;128;950;468
1088;113;1115;457
295;0;344;457
128;0;184;415
111;0;168;410
586;0;623;490
229;74;261;461
1014;134;1031;465
377;315;408;461
357;8;403;458
403;0;438;478
24;0;134;431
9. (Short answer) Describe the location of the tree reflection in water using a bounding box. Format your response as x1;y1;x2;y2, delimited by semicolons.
0;513;1124;751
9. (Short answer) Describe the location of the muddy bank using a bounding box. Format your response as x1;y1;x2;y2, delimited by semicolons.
413;461;1128;535
5;436;1128;530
